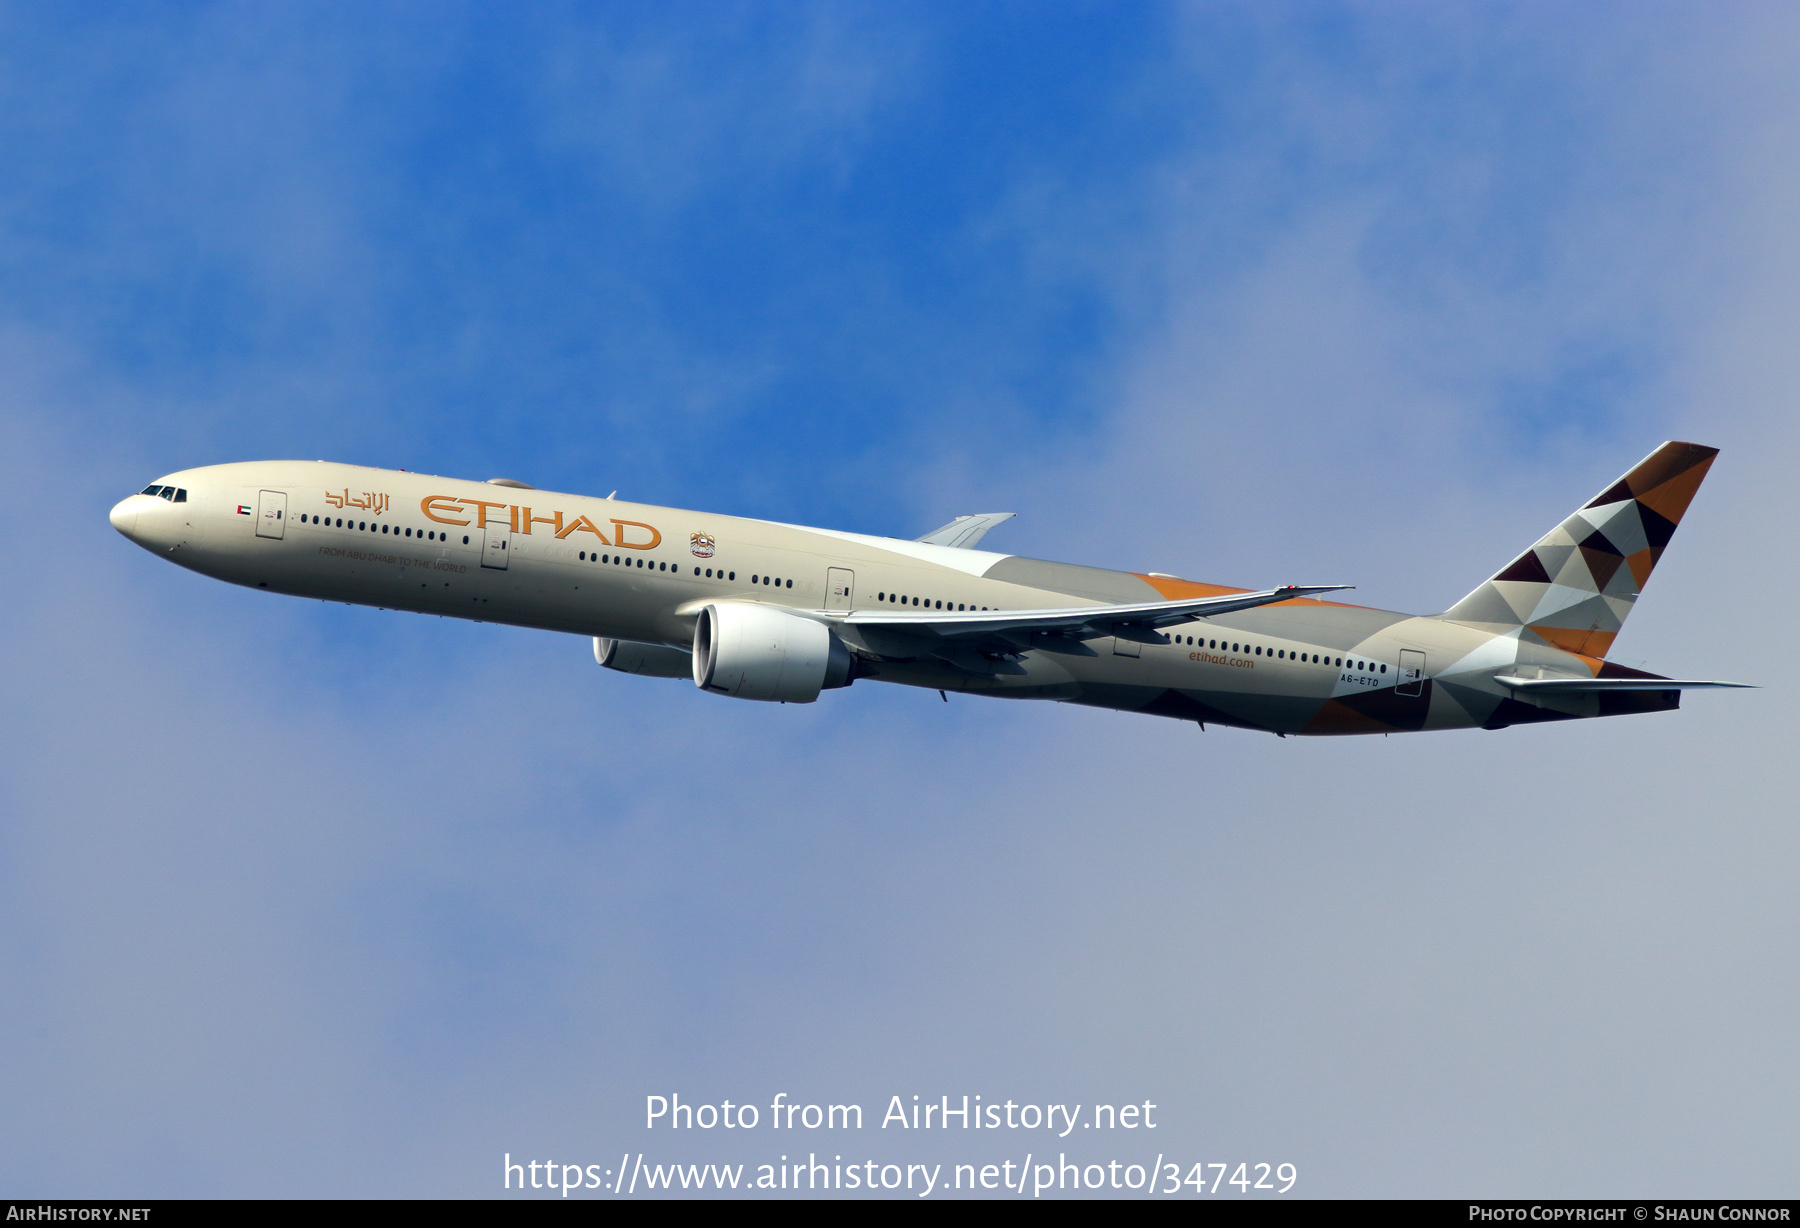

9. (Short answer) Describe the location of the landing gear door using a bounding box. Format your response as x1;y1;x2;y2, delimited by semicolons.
1397;649;1426;697
825;567;854;611
256;490;287;540
480;523;510;570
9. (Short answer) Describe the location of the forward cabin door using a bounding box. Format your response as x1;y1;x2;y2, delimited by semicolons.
1397;649;1426;697
256;490;287;540
480;521;510;570
825;568;855;611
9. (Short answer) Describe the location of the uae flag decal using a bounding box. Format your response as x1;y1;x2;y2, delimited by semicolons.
237;504;253;515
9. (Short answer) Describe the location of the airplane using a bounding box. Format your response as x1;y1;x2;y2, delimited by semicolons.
109;440;1747;736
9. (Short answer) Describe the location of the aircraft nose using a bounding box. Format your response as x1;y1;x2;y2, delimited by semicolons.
110;496;140;538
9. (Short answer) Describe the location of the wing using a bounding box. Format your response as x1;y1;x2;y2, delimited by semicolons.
914;512;1016;549
839;585;1351;662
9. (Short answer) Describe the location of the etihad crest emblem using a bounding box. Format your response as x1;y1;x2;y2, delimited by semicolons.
690;531;716;559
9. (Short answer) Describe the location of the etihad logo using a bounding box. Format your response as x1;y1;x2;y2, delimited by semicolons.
326;489;391;515
690;532;715;558
419;494;662;550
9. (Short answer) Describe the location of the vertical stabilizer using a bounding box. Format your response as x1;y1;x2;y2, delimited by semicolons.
1440;441;1719;658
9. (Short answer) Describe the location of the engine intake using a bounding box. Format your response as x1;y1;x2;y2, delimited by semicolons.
692;603;853;703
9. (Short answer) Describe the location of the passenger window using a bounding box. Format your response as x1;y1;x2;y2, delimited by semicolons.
728;572;735;580
1380;663;1387;673
463;535;470;544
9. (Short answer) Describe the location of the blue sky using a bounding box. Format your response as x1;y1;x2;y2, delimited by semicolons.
3;2;1798;1198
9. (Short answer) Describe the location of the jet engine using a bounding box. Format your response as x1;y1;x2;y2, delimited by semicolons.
593;637;694;679
692;603;854;703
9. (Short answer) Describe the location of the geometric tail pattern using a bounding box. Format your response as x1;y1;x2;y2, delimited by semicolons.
1439;441;1719;660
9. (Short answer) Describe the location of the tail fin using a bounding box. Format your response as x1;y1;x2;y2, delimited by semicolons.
1441;441;1719;658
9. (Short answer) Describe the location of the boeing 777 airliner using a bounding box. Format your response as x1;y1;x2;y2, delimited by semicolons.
109;441;1745;735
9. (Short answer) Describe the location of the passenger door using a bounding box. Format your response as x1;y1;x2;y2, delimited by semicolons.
256;490;287;540
825;568;855;611
480;522;510;570
1397;649;1426;697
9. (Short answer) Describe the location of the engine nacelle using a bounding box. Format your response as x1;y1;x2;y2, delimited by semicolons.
594;637;694;679
692;603;853;703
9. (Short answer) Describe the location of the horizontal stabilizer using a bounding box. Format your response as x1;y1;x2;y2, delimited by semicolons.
1493;674;1753;692
916;512;1017;549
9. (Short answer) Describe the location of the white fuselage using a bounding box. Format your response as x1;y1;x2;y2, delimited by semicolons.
110;459;1628;735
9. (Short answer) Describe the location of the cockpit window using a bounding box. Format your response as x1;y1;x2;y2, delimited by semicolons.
159;487;176;501
141;485;163;497
172;488;187;502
